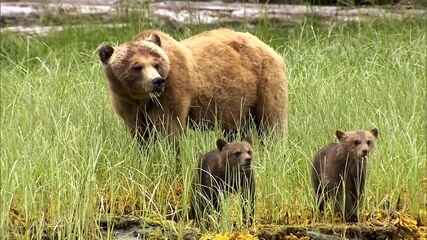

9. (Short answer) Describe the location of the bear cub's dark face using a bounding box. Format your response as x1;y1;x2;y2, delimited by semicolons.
216;138;253;171
336;128;378;158
98;34;170;100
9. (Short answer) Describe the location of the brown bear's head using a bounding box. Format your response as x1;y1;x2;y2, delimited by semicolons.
98;34;170;100
216;137;254;171
336;128;378;159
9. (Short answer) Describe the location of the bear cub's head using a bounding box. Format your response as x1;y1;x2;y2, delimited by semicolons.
98;33;170;100
336;128;378;158
216;137;253;171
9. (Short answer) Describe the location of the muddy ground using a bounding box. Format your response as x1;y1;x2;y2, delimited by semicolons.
98;211;426;240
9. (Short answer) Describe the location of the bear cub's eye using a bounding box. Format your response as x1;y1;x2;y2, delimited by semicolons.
132;64;143;71
354;140;361;146
154;64;161;71
247;150;252;155
234;151;242;156
367;140;372;146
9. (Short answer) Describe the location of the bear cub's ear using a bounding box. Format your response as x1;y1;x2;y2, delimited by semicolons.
146;34;161;47
216;139;228;151
98;44;114;65
335;130;346;142
242;135;252;145
370;128;379;138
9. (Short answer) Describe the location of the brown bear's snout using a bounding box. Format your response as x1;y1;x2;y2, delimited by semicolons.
361;149;369;157
152;77;165;87
240;153;252;167
152;77;166;93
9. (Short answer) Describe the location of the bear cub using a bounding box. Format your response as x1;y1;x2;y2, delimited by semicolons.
311;128;379;222
189;138;255;225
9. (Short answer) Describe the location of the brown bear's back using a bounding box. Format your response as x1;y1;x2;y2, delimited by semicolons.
180;28;285;130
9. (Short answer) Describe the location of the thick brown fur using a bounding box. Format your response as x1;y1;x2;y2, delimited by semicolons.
189;138;255;226
311;128;378;222
98;28;288;144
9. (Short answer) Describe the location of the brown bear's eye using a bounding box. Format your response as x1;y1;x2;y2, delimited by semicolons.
154;64;161;71
234;151;242;156
132;64;143;71
367;140;372;146
247;150;252;155
354;140;361;146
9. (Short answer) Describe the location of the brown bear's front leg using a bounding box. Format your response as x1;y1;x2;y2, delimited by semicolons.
145;98;190;170
166;98;191;170
111;96;151;145
165;115;185;172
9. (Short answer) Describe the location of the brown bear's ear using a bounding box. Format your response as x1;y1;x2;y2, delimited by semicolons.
242;135;253;145
335;130;346;142
370;128;379;139
98;44;114;65
216;139;228;151
146;33;161;47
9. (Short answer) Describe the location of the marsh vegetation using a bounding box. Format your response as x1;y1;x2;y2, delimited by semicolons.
1;19;426;239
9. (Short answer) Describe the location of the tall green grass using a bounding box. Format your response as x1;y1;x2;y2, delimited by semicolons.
1;20;426;239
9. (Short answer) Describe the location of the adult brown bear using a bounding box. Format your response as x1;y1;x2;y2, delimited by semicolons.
98;28;288;144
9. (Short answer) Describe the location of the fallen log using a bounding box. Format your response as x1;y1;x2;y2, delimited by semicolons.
0;1;117;26
150;1;427;25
